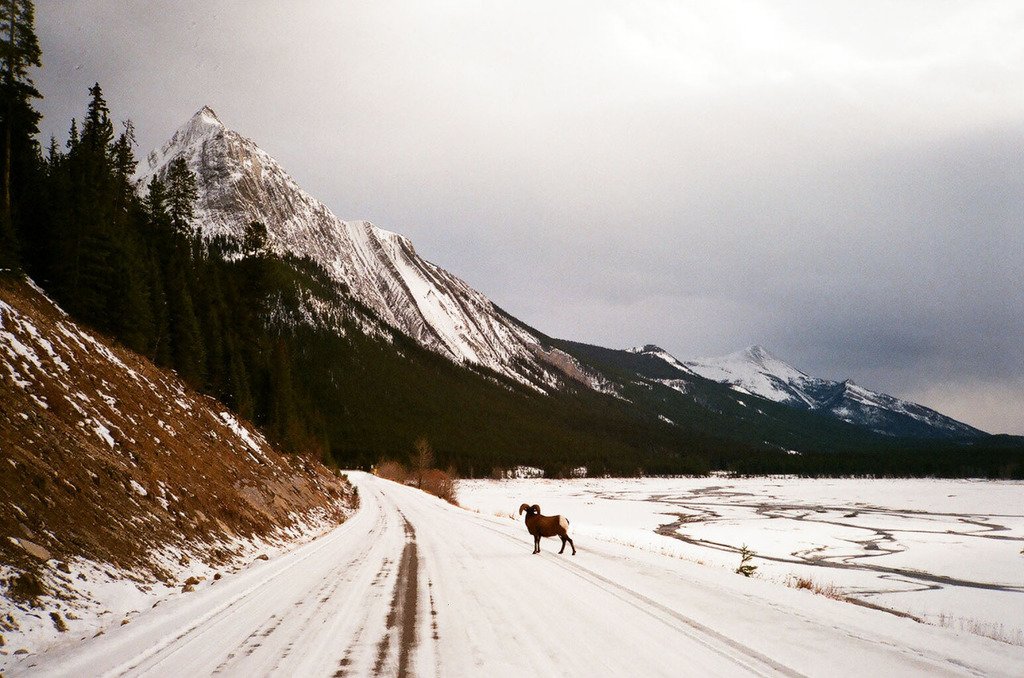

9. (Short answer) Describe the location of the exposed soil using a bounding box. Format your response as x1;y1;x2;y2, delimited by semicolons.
0;275;355;594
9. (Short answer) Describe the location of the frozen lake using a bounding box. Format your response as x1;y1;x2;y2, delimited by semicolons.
458;476;1024;644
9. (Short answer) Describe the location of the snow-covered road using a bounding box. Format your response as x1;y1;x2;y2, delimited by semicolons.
17;473;1023;677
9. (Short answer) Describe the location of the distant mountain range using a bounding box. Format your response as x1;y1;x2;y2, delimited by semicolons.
682;345;984;439
135;108;996;472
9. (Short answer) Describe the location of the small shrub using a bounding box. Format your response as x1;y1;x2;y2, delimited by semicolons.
412;436;435;488
376;460;408;483
50;611;68;632
6;571;48;604
735;544;757;577
421;467;458;505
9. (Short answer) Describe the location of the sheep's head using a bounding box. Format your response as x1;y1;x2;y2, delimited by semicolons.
519;503;540;516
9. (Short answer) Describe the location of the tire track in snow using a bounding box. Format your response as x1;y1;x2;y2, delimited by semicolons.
372;510;419;678
67;492;393;678
211;542;373;675
333;493;434;678
330;555;396;677
99;517;372;677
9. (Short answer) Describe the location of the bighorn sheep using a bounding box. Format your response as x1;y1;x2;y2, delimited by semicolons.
519;504;576;555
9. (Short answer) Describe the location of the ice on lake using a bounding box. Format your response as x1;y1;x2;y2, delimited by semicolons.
458;476;1024;643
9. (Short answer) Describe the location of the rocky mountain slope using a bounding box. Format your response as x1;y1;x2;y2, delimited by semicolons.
0;274;356;658
682;345;985;439
138;108;600;393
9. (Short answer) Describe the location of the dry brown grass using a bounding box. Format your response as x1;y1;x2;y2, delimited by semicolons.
935;613;1024;646
787;575;848;601
4;572;48;605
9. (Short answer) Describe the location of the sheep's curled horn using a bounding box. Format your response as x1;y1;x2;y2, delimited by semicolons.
518;503;540;514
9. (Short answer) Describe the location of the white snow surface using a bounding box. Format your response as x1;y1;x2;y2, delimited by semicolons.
10;474;1023;677
460;477;1024;644
136;108;600;393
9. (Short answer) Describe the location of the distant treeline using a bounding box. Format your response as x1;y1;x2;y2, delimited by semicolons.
710;441;1023;479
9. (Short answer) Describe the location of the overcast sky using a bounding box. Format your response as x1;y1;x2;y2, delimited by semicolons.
37;1;1023;434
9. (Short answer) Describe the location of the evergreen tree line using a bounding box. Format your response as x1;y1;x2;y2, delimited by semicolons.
3;64;323;454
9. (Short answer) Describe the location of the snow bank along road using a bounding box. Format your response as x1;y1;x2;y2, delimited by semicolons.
18;473;1023;677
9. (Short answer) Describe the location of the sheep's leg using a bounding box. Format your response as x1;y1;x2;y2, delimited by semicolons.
558;535;567;554
566;535;576;555
533;534;541;554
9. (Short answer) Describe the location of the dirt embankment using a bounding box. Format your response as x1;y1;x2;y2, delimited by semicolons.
0;274;355;594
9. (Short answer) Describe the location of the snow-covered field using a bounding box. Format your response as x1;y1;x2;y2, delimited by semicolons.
459;476;1024;643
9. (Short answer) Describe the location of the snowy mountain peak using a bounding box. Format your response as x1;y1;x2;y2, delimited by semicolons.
695;345;811;386
176;106;225;141
625;344;695;376
138;109;603;393
740;345;776;364
143;106;226;175
194;105;223;127
686;347;984;439
627;344;665;354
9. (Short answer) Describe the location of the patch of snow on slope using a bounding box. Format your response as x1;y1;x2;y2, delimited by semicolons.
628;344;696;376
686;345;812;405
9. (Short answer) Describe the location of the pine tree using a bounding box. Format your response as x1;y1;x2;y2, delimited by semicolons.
0;0;41;268
228;348;254;419
735;545;757;577
165;157;197;234
268;338;298;448
111;121;137;203
80;83;113;155
165;261;205;385
66;118;78;149
60;84;117;324
145;174;168;222
243;220;268;257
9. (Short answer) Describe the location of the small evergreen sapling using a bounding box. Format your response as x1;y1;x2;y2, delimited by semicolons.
736;544;757;577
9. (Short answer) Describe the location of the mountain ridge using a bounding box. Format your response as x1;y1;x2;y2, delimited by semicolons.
137;108;602;394
674;345;985;439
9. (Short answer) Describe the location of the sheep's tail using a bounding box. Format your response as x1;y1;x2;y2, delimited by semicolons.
559;515;571;535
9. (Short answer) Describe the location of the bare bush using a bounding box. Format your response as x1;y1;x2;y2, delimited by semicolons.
421;467;459;505
412;436;434;488
376;460;409;484
935;613;1024;646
